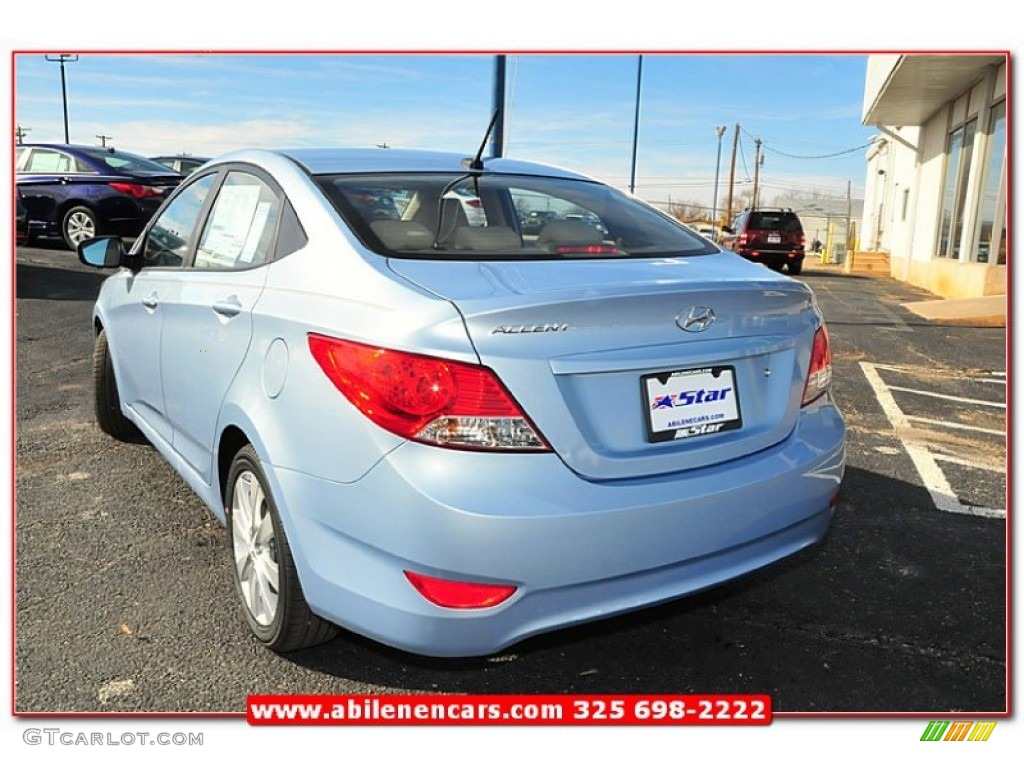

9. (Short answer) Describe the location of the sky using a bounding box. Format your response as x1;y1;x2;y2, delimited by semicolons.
12;52;876;215
1;1;1019;765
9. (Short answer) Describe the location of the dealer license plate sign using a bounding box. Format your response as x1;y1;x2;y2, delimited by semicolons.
643;366;742;442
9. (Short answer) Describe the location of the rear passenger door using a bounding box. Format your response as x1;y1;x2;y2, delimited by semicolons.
159;168;285;483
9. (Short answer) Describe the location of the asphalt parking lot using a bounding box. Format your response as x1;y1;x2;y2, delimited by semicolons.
13;245;1007;715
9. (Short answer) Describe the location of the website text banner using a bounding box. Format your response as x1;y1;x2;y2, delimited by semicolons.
247;694;773;726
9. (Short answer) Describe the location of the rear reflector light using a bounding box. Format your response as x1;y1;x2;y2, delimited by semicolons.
802;325;833;406
405;571;516;609
308;333;549;451
109;182;164;199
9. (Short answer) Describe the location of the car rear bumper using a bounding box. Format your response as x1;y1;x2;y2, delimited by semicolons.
736;248;804;267
270;399;845;657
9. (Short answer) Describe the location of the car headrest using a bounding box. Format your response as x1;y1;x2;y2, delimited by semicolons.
452;225;522;252
370;220;434;251
536;220;605;249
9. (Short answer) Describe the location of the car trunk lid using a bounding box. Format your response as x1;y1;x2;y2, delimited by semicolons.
388;254;819;481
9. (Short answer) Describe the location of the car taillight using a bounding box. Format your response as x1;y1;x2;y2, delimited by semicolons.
109;182;163;199
308;333;549;451
404;571;516;609
802;325;833;406
738;233;748;246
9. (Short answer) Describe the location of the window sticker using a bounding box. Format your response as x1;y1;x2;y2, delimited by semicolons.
198;184;263;268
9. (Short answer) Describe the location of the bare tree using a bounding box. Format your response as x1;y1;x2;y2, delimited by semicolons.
669;200;711;222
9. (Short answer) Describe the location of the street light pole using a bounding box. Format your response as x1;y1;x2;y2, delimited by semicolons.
711;125;726;239
629;55;643;195
490;54;506;159
45;54;78;143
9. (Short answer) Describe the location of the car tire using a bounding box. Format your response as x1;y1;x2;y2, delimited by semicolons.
93;329;142;441
226;444;338;652
62;205;99;250
788;260;803;276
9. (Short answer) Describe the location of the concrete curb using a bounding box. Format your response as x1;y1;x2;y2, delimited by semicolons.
901;297;1007;327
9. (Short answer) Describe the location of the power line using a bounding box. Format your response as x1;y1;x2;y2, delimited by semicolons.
737;136;751;181
740;124;878;160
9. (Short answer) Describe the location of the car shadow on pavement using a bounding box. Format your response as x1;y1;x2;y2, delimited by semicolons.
281;464;1006;714
16;262;109;302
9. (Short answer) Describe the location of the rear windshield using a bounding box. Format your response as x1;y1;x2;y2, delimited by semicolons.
313;172;717;260
748;211;803;233
76;147;181;175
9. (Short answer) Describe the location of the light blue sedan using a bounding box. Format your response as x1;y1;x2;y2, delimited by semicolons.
78;147;845;657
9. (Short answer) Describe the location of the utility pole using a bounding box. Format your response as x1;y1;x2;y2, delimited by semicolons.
752;138;763;209
725;123;740;224
16;125;31;144
845;179;852;263
96;134;113;147
45;54;78;144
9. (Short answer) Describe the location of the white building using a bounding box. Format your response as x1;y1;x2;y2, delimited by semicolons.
861;54;1007;298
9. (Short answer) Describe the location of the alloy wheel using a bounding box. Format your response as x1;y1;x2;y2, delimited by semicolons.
65;210;96;245
231;470;279;627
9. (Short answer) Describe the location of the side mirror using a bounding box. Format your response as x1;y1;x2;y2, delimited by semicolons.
77;236;125;268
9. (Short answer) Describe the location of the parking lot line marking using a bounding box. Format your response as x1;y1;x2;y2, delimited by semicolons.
932;453;1006;473
870;363;1006;385
905;416;1006;437
859;362;1006;520
886;386;1005;409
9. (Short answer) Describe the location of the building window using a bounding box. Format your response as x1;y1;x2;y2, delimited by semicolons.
936;118;977;259
974;99;1006;264
901;188;910;222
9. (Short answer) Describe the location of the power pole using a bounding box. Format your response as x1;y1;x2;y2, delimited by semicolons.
96;134;113;147
845;179;852;262
16;125;31;144
752;138;763;209
725;123;740;224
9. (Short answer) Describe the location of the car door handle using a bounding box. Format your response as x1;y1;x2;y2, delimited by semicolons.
212;296;243;318
142;292;159;309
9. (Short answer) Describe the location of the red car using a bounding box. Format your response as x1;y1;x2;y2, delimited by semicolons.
721;208;806;275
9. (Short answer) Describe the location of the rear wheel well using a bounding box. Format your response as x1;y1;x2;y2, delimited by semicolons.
58;198;94;218
218;426;251;508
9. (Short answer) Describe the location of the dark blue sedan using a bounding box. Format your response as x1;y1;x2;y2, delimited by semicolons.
16;143;184;249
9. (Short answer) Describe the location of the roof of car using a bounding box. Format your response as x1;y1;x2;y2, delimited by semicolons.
266;147;594;181
151;154;211;161
21;142;118;151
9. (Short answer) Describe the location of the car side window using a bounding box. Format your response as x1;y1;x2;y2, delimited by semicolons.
143;173;217;268
194;172;282;270
22;148;86;174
